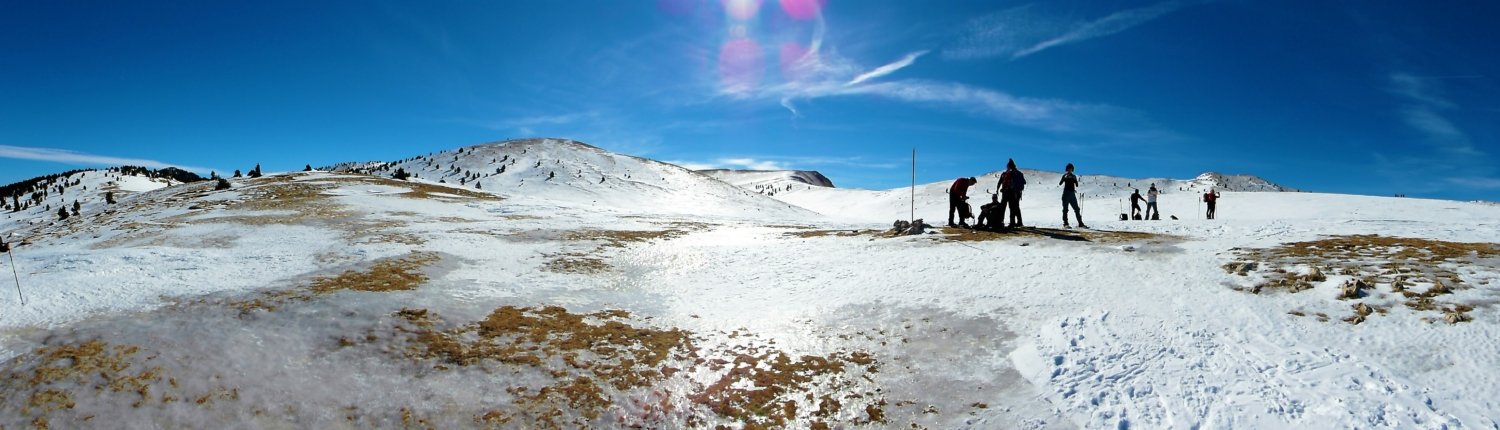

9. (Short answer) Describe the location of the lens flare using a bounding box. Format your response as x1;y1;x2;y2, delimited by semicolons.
722;0;763;20
719;37;766;94
779;42;813;82
778;0;824;20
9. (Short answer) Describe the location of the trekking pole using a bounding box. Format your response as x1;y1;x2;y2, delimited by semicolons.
7;238;22;306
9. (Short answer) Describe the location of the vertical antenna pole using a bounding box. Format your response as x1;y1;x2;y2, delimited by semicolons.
910;148;916;223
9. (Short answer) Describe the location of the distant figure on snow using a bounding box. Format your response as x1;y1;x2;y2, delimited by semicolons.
1204;188;1221;220
947;176;978;228
1146;184;1161;220
1060;163;1087;228
998;159;1026;228
1129;189;1144;220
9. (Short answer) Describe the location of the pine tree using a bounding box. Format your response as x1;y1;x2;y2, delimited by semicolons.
215;178;232;190
72;200;81;215
249;164;262;178
304;164;313;172
10;195;18;213
393;168;411;181
57;207;69;221
106;191;116;204
233;170;242;178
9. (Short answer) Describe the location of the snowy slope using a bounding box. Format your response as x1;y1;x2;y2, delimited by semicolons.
1;168;184;241
329;138;817;220
3;148;1500;429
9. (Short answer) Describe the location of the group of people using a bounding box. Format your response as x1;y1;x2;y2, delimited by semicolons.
948;161;1227;228
947;159;1087;230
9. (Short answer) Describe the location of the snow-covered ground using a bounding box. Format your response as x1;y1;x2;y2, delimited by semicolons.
2;140;1499;428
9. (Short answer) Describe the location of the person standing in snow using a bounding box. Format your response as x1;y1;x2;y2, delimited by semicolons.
1203;188;1221;220
1146;184;1161;220
998;159;1026;228
947;177;978;228
1059;163;1087;228
1129;189;1144;220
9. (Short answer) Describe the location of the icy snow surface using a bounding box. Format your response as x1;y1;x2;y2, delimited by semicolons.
2;141;1499;428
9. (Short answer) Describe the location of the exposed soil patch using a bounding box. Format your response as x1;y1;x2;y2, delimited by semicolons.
392;306;886;429
310;252;440;294
1225;235;1500;324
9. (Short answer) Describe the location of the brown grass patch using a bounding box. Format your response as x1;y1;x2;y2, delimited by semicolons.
1227;235;1499;324
392;306;887;429
310;252;439;294
543;253;612;274
0;339;235;424
784;229;879;239
938;227;1172;244
562;229;690;248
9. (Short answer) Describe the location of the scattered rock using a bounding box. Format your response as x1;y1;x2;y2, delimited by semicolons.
1338;279;1366;300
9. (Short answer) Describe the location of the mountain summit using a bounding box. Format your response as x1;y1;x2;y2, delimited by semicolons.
327;138;816;219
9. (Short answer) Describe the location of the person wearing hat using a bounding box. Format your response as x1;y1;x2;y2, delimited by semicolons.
998;159;1027;228
1059;163;1087;228
947;176;978;228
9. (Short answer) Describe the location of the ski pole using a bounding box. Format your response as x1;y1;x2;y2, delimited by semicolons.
8;245;22;306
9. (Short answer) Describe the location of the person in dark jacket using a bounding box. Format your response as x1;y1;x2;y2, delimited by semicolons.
1146;184;1160;220
1129;189;1144;220
947;177;978;228
1204;188;1221;219
976;192;1002;230
998;159;1026;228
1059;163;1086;228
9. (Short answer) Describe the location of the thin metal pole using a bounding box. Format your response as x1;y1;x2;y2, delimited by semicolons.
8;248;22;306
910;148;915;224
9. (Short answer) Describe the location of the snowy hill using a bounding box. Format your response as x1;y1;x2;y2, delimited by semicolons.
0;167;195;241
697;169;835;195
327;138;816;220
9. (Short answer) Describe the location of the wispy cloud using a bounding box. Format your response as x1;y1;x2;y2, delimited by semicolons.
450;112;601;137
668;155;900;172
945;1;1191;61
0;145;214;173
1375;73;1497;193
666;158;786;171
1387;73;1478;156
847;50;928;86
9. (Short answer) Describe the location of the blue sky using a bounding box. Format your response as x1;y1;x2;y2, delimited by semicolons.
3;1;1498;200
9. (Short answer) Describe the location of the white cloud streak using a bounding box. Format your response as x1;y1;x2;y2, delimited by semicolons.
1013;2;1185;59
1387;73;1478;156
0;145;214;173
945;1;1190;61
847;50;928;86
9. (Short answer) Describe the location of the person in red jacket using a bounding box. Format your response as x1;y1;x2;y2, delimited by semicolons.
947;177;978;228
1203;188;1221;219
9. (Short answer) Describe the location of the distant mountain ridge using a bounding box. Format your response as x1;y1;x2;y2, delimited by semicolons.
325;138;817;219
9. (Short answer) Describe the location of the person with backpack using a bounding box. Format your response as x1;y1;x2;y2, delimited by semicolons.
947;177;978;228
1146;184;1161;220
1129;189;1144;220
1059;163;1087;228
998;159;1026;228
1203;188;1221;219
